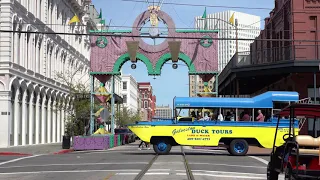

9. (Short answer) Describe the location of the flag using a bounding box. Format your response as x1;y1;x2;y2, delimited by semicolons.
229;12;235;25
202;7;207;30
68;14;80;24
98;8;102;19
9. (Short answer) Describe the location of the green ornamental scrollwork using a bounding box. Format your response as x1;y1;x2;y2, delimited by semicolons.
96;36;108;48
200;35;213;48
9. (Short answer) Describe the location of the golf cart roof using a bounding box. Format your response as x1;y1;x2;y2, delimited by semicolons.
276;103;320;118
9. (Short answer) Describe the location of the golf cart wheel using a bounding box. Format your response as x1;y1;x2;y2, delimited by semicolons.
285;167;295;180
153;141;172;155
267;162;279;180
229;139;249;156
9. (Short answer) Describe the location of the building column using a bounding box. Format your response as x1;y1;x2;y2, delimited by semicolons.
0;91;12;148
52;99;56;143
13;89;20;146
28;92;34;145
35;94;40;144
61;102;65;136
47;98;52;143
41;96;46;144
57;101;61;142
21;90;27;146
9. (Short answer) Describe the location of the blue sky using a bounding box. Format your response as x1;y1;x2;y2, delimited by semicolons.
92;0;274;108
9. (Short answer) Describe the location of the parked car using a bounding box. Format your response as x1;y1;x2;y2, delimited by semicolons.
114;128;136;144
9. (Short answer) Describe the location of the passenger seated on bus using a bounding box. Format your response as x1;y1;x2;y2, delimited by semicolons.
241;111;250;121
230;111;235;121
225;111;232;121
197;111;202;120
210;112;216;120
191;111;196;119
256;110;265;122
202;112;210;121
240;111;244;120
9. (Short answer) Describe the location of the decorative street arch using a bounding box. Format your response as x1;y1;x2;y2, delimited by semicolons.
89;8;219;134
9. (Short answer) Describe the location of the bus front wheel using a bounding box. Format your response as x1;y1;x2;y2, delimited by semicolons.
228;139;249;156
153;141;172;155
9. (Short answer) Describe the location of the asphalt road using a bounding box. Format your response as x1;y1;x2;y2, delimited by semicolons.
0;143;283;180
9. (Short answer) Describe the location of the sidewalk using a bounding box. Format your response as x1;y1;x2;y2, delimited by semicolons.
0;143;74;156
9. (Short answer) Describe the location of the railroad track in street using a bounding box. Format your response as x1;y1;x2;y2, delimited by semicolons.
133;154;158;180
133;146;195;180
181;146;195;180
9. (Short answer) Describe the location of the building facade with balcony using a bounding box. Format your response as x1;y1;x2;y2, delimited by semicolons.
138;82;156;121
218;0;320;135
0;0;99;148
137;91;148;121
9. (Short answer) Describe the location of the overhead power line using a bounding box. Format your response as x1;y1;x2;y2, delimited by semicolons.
17;22;320;33
121;0;273;10
6;29;320;42
16;22;262;30
13;22;320;33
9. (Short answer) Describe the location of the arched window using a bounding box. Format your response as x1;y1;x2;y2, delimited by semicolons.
144;101;148;108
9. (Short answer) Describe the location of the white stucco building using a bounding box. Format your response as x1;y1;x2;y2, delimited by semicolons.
0;0;100;147
121;74;139;112
155;105;172;119
105;75;122;97
195;10;261;71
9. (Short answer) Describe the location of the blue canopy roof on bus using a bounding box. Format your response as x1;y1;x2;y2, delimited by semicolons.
174;91;299;108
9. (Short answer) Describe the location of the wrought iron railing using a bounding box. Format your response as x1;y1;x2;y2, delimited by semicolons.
219;45;320;82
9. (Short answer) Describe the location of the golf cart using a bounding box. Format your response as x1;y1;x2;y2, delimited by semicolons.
267;103;320;179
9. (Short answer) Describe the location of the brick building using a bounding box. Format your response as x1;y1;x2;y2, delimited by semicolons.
138;82;156;121
218;0;320;135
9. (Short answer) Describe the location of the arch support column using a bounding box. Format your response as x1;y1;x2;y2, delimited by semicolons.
52;99;57;143
61;101;66;137
28;92;34;145
14;89;20;146
57;101;61;142
21;90;27;146
47;98;52;143
41;96;46;144
0;91;11;148
35;94;40;144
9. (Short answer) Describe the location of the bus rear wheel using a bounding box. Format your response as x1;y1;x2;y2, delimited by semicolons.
153;141;172;155
228;139;249;156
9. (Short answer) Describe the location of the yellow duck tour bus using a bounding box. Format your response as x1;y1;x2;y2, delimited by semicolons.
127;91;302;156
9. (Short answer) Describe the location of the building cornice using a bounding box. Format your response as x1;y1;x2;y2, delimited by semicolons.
12;2;90;66
2;64;69;94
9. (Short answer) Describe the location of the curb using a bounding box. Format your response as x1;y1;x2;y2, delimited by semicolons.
0;152;32;156
53;149;74;155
